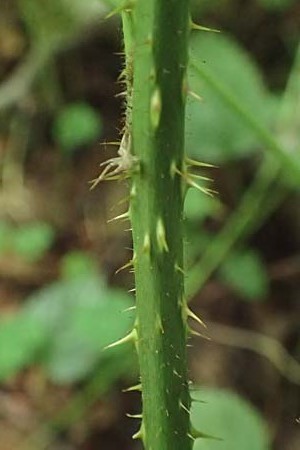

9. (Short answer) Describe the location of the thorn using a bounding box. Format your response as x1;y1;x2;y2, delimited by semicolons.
105;0;135;19
115;255;135;274
104;328;137;350
170;160;178;178
107;210;130;223
115;90;127;98
132;422;145;440
126;413;143;419
185;157;217;168
142;233;151;254
156;218;169;252
190;21;220;33
186;177;216;197
179;401;190;415
117;196;130;206
175;263;186;275
122;305;136;312
174;166;215;197
173;368;182;378
186;307;207;328
156;314;164;334
130;183;137;199
123;383;142;392
89;170;126;189
132;430;142;440
188;90;203;102
150;87;162;129
189;327;211;340
189;426;222;441
100;141;121;147
189;172;213;182
191;397;207;404
128;287;136;293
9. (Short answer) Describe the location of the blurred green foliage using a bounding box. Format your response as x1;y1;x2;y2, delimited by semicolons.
184;188;221;222
192;388;270;450
60;250;99;279
0;276;135;383
219;249;269;300
0;220;55;262
18;0;105;48
53;103;103;153
186;33;273;163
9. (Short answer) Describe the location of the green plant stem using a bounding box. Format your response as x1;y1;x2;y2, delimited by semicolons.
189;58;300;184
129;1;192;448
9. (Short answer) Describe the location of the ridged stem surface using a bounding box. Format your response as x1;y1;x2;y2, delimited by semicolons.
130;1;192;449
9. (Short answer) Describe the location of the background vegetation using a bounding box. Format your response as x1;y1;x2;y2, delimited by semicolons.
0;0;299;449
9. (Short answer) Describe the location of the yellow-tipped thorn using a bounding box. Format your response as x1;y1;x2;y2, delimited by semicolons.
175;263;186;275
122;305;136;312
189;173;213;182
179;401;190;415
185;157;217;168
188;90;203;102
123;383;142;392
107;211;130;223
115;256;135;274
142;233;151;254
104;329;137;350
132;430;143;440
186;177;215;197
156;218;169;252
189;426;222;441
191;21;220;33
100;141;121;146
189;328;211;341
132;422;145;440
115;90;127;98
126;413;143;419
186;307;207;328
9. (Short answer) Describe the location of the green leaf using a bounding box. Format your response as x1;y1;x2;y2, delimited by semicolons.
12;222;55;262
60;250;98;279
184;188;220;221
19;0;105;48
219;249;269;301
0;312;49;380
53;102;103;152
29;276;135;383
186;33;273;163
0;276;135;383
191;388;270;450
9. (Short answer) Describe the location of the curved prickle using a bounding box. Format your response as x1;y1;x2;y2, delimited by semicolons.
90;132;138;188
